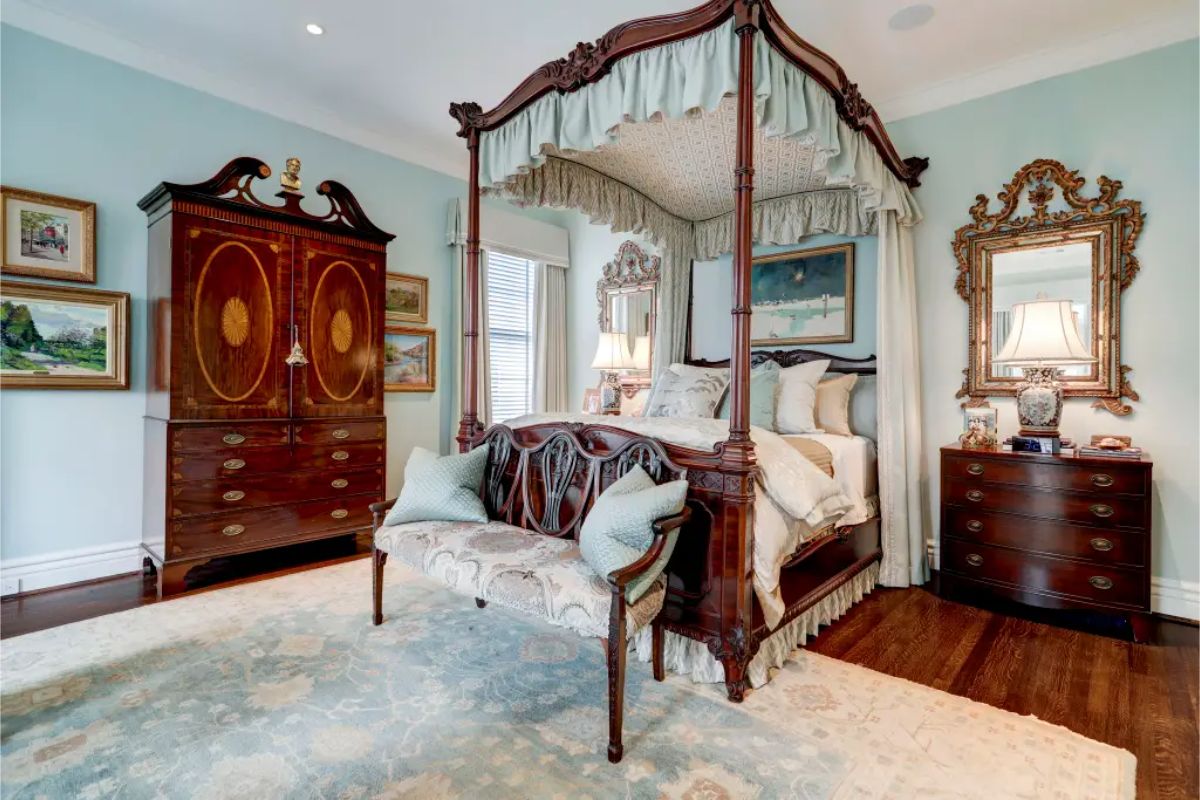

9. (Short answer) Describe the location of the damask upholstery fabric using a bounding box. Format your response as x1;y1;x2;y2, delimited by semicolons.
383;446;490;526
644;369;729;419
375;520;666;639
578;465;688;603
717;360;781;428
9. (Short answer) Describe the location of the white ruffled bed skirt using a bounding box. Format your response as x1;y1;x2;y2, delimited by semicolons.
632;561;879;689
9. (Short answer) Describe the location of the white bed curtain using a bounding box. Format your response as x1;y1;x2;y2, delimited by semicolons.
532;262;569;412
876;212;927;586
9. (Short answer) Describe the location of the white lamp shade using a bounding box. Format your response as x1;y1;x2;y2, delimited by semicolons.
591;331;634;370
630;336;651;370
994;298;1096;366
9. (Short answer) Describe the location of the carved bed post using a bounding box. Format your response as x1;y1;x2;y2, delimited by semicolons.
456;123;483;451
711;1;761;702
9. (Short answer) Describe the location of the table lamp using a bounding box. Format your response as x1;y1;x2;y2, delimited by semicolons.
993;297;1096;438
591;331;633;414
630;335;651;372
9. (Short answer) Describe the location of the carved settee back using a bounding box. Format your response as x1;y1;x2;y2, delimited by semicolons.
473;424;686;539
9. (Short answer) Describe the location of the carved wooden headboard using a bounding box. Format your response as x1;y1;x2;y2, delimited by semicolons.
474;424;687;539
687;348;877;375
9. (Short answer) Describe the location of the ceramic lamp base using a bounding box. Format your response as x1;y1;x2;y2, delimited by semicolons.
599;371;623;414
1015;365;1064;438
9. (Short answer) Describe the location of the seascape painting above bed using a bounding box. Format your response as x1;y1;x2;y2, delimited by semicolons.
751;243;854;345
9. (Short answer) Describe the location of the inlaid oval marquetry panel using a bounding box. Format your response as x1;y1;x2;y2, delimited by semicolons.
193;241;275;403
309;260;372;402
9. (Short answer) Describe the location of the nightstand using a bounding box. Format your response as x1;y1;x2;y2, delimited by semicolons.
939;443;1153;641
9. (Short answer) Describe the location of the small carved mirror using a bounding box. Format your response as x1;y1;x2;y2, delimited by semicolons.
953;159;1144;415
597;241;659;390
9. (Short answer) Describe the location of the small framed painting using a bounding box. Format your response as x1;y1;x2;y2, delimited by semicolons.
750;243;854;345
383;326;435;392
582;388;601;414
1;280;129;389
1;187;97;283
960;406;998;449
385;272;428;324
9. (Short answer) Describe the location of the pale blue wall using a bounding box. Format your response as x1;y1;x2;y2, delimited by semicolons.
0;25;563;565
887;39;1199;591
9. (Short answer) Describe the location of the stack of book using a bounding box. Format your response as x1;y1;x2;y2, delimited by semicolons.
1078;445;1144;460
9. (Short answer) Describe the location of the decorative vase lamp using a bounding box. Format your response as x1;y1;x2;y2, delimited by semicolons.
591;331;634;415
993;297;1096;438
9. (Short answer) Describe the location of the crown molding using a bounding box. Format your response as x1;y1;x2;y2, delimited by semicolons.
0;0;468;181
876;10;1199;122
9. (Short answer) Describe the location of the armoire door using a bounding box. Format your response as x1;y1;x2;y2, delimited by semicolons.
177;218;290;419
295;242;383;417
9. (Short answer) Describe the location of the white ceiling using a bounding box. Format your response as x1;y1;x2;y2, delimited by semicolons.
4;0;1196;180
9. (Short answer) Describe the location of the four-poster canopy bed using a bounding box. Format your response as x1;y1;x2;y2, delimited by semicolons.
445;0;929;700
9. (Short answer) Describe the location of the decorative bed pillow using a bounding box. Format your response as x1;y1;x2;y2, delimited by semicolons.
579;465;688;603
815;373;858;436
847;373;878;440
775;359;831;434
644;368;729;419
644;363;728;415
383;445;490;526
717;362;780;428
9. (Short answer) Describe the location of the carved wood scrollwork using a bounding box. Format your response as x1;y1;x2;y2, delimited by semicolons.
952;159;1145;416
596;240;661;328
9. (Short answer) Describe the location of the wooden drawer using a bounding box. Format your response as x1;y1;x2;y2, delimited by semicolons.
943;478;1145;529
943;453;1147;495
942;537;1145;608
172;442;385;481
168;493;376;558
171;422;290;452
943;507;1145;568
171;467;384;517
293;418;385;446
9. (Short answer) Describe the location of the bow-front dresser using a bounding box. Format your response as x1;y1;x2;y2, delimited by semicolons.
140;157;393;597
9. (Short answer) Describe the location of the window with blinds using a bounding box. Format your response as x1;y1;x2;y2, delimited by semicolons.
486;250;536;422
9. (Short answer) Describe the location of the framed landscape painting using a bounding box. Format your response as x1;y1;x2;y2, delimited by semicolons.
750;243;854;346
0;280;129;389
1;187;97;283
385;272;428;324
383;326;435;392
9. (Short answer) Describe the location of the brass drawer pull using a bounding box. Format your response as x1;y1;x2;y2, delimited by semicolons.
222;490;246;502
332;450;350;461
966;489;984;503
966;463;984;476
965;553;984;567
331;478;349;489
1089;575;1114;591
222;432;246;446
1090;503;1114;519
222;458;246;471
330;509;349;520
222;524;245;537
1090;473;1114;488
332;428;351;440
965;519;984;533
1090;537;1114;552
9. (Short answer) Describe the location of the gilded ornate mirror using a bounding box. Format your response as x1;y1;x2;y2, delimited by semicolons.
953;159;1144;415
597;241;659;390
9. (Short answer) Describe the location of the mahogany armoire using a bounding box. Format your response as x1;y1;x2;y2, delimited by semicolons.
139;157;394;597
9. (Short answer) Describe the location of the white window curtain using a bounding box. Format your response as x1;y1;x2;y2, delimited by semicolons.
532;262;569;412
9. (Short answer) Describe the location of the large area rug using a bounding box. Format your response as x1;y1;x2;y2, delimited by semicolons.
1;559;1134;799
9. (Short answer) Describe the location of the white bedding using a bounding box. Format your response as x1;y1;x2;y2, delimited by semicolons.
781;433;877;527
502;413;854;629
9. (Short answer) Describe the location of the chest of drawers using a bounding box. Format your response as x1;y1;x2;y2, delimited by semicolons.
939;444;1153;641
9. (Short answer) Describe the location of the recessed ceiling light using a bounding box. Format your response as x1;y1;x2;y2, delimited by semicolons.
888;4;934;31
305;23;324;36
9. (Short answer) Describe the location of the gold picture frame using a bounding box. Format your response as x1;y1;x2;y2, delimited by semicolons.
385;272;429;324
0;280;129;389
750;243;854;346
383;325;436;392
1;186;97;283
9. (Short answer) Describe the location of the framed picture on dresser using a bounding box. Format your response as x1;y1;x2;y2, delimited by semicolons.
1;187;97;283
384;326;436;392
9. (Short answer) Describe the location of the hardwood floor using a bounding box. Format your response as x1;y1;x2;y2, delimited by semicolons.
3;551;1196;798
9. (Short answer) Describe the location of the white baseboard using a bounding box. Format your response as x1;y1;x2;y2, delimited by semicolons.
1;540;144;596
1151;578;1200;622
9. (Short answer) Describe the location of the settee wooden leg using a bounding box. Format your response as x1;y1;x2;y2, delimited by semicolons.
372;548;387;626
651;622;665;682
607;592;627;763
475;597;487;608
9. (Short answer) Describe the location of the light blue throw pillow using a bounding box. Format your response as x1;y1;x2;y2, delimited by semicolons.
717;364;780;429
579;465;687;603
383;445;490;526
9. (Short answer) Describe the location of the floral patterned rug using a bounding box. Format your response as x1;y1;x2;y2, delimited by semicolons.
1;559;1134;799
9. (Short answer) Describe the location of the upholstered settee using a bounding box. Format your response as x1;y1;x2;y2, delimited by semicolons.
369;426;691;763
